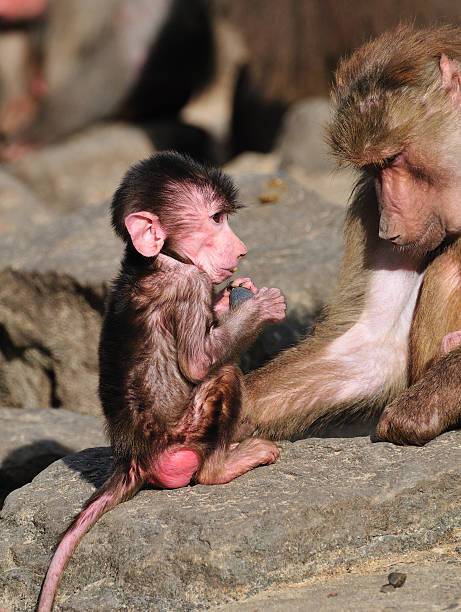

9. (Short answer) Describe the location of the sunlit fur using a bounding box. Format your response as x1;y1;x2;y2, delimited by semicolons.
111;151;239;244
328;24;461;168
37;152;283;611
243;25;461;448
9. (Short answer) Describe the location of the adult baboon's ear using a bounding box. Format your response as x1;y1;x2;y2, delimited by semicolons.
440;54;461;104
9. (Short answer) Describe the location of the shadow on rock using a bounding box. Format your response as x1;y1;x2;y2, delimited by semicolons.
0;440;73;509
60;447;164;495
61;446;113;490
310;413;379;439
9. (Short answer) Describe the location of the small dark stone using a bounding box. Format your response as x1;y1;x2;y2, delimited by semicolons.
380;584;395;593
388;572;407;588
230;286;254;309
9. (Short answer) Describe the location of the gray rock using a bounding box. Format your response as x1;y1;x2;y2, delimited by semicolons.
229;286;254;309
274;98;358;206
387;571;406;588
224;150;357;212
277;98;333;174
224;150;357;209
0;193;120;414
9;123;154;212
223;151;281;176
0;407;105;507
283;164;357;209
0;267;107;415
234;174;343;313
0;174;344;412
0;168;51;239
0;196;120;282
0;431;460;611
214;560;461;611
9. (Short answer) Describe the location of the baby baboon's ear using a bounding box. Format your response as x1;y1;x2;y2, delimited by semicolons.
124;211;166;257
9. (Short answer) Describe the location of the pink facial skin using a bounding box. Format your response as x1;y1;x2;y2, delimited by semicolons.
180;209;248;284
124;193;247;285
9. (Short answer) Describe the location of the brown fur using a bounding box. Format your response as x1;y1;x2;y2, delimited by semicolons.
244;176;409;439
100;153;284;478
37;152;283;612
329;24;461;167
243;25;461;446
411;238;461;382
376;345;461;446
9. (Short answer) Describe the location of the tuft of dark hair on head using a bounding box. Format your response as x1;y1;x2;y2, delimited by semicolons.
111;151;239;244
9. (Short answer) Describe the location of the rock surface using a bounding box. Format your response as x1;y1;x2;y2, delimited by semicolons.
275;98;357;206
0;267;106;414
8;123;154;213
0;407;105;507
214;558;461;611
0;431;460;611
0;174;344;413
223;99;358;208
276;98;333;174
223;151;281;176
0;168;52;235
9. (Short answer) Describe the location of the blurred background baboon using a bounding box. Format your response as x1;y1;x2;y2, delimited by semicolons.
1;0;461;161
